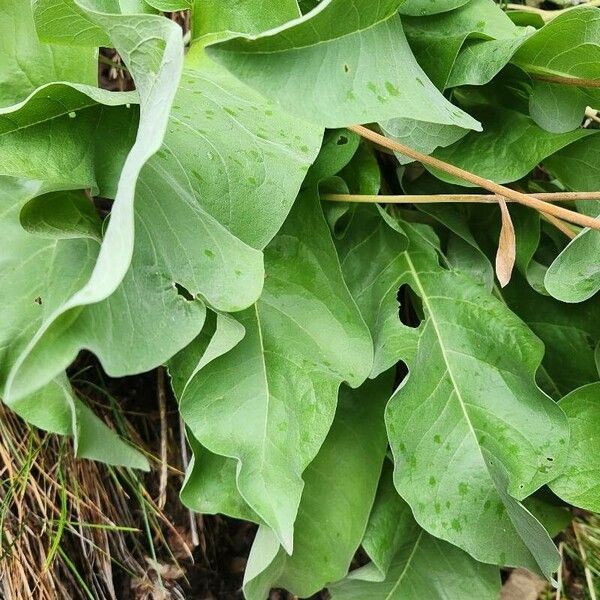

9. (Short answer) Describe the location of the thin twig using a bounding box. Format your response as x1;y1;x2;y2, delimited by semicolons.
348;125;600;232
541;213;577;239
156;368;168;511
322;191;600;204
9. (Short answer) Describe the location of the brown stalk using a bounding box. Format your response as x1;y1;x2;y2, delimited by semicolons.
322;191;600;204
348;125;600;232
531;73;600;88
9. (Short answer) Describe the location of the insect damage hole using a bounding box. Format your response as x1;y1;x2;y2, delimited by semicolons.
173;282;194;301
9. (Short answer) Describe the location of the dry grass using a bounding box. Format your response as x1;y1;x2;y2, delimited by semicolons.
0;376;189;600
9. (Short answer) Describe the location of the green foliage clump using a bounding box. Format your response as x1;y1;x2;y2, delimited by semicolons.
1;0;600;597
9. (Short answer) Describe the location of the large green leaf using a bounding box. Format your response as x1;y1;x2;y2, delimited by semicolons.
177;190;372;552
0;178;147;470
243;374;392;599
380;219;566;576
504;273;600;397
333;205;566;575
0;0;96;107
329;462;501;600
543;137;600;302
431;104;595;185
5;47;322;402
4;0;185;404
207;1;480;130
0;83;138;197
335;205;419;377
403;0;524;89
512;7;600;133
192;0;300;41
549;383;600;513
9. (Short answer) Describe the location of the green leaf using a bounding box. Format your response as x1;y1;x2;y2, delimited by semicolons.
543;137;600;302
176;190;372;552
192;0;300;41
0;83;138;197
382;219;566;577
0;178;147;470
529;82;600;134
403;0;524;90
447;35;532;88
0;0;96;106
399;0;470;17
549;383;600;513
523;495;572;538
504;272;600;397
207;1;480;130
381;117;469;164
6;35;321;403
431;104;595;185
512;7;600;132
145;0;191;10
5;0;186;403
20;190;102;242
243;374;392;599
329;463;501;599
335;205;419;377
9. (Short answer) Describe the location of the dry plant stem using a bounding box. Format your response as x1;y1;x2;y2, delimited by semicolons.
322;191;600;204
531;73;600;88
348;125;600;231
541;214;577;239
157;367;168;511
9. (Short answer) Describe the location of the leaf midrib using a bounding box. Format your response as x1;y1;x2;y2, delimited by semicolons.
404;252;484;464
384;531;423;600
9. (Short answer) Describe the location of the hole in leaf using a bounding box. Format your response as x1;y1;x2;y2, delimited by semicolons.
336;135;348;146
398;284;423;329
343;63;349;73
173;282;194;301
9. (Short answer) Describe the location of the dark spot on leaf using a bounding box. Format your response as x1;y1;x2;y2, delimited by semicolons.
343;63;349;73
34;296;42;305
385;81;400;96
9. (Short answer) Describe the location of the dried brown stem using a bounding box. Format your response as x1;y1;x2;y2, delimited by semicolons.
348;125;600;232
531;73;600;88
322;191;600;204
